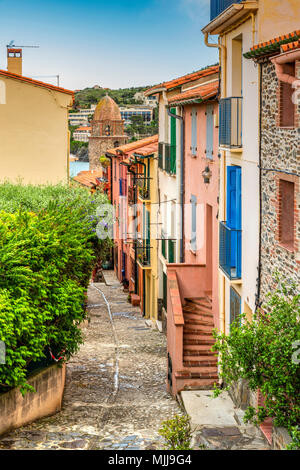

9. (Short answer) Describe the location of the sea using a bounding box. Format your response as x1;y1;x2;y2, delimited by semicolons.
70;159;89;177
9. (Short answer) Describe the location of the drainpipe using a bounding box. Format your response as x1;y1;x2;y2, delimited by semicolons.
166;107;184;263
271;50;300;86
204;33;226;97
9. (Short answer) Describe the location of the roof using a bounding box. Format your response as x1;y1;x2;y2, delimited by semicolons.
244;30;300;59
106;135;158;157
0;69;74;99
168;80;219;106
281;39;300;53
93;95;122;121
145;65;219;95
73;170;103;188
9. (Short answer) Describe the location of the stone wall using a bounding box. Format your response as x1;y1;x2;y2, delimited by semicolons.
272;426;292;450
0;364;66;436
259;60;300;306
89;136;127;170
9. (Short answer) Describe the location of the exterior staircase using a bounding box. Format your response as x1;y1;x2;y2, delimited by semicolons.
175;295;218;392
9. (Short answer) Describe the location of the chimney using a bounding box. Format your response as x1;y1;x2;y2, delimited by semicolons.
7;48;22;75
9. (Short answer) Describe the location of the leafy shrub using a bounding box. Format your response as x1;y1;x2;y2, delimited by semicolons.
0;183;112;393
212;277;300;448
159;415;193;450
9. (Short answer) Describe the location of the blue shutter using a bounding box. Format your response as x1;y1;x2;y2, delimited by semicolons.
191;108;197;154
206;104;214;159
191;195;197;251
226;166;241;229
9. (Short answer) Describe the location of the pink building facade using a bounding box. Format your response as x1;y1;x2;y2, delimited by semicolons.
165;73;220;395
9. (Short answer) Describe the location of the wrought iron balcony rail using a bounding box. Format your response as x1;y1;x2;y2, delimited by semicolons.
137;180;150;200
219;97;243;148
219;221;242;280
136;239;151;267
210;0;243;21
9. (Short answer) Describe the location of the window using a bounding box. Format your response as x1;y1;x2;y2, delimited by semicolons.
279;62;295;128
278;179;295;250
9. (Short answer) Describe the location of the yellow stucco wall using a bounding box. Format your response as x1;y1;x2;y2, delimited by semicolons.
0;76;73;184
258;0;300;42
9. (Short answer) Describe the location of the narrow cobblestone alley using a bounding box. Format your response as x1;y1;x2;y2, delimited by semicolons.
0;273;181;450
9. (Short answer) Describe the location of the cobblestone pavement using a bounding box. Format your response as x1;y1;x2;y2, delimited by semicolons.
0;273;181;450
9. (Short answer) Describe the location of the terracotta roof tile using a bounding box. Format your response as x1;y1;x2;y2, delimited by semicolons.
75;126;91;131
281;39;300;52
168;80;219;105
73;170;103;188
244;30;300;59
145;65;219;95
107;135;158;157
0;69;74;99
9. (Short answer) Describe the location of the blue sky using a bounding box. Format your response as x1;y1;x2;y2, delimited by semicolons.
0;0;218;90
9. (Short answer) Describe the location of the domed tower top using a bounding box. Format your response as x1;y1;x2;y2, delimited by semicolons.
93;94;122;121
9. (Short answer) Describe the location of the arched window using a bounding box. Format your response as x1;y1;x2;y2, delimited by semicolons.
104;124;111;136
114;141;120;148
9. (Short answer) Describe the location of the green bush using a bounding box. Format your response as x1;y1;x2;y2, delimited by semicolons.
0;183;112;393
159;415;193;450
212;276;300;448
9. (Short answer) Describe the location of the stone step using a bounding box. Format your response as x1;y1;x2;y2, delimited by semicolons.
183;347;216;356
183;360;218;370
184;322;213;333
183;355;218;365
182;382;216;391
175;370;218;380
183;338;216;346
183;331;215;341
183;306;214;317
183;312;215;325
185;298;212;310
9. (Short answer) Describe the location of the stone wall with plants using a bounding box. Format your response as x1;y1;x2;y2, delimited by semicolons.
259;60;300;307
0;182;111;394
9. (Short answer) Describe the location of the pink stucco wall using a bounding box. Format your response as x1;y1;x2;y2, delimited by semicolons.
183;101;220;329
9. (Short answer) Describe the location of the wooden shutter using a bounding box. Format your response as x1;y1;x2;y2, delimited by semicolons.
191;195;197;251
226;166;241;230
230;287;241;326
191;107;197;154
170;108;177;174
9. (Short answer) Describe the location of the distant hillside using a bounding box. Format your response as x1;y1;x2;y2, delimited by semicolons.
74;86;150;109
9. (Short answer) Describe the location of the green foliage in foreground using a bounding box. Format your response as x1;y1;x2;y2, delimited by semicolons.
0;183;112;394
212;276;300;449
159;415;193;450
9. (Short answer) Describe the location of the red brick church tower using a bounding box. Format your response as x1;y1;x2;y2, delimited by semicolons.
88;95;127;170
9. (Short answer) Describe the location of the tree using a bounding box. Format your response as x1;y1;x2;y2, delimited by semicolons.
212;275;300;449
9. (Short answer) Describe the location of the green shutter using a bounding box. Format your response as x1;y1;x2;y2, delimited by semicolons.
170;108;177;174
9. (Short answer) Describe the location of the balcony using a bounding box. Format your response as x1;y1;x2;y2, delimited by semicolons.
219;221;242;280
138;181;150;201
136;239;151;267
219;97;243;149
210;0;243;21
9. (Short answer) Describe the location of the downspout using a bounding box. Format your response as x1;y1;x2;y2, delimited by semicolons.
204;32;227;334
255;63;263;313
166;107;184;263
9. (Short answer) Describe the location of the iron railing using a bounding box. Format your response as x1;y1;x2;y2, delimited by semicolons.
136;239;151;267
210;0;243;21
219;221;242;279
219;97;243;148
138;180;150;200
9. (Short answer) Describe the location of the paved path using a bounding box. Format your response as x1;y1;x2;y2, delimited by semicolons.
0;273;181;450
181;391;271;450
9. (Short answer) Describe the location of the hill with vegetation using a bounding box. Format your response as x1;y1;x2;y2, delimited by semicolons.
74;86;150;109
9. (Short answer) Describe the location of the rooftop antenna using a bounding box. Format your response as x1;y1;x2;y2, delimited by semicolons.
6;40;39;49
31;75;60;87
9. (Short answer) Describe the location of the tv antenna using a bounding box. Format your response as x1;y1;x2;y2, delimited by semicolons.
31;75;60;87
6;40;40;48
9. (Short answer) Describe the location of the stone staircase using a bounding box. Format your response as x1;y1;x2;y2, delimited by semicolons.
175;295;218;391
